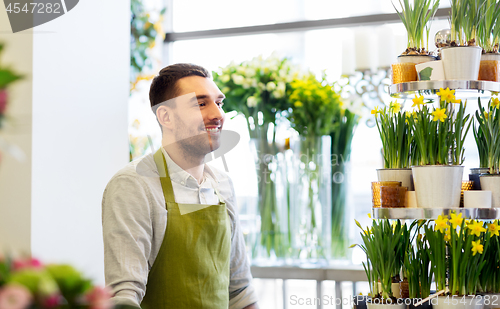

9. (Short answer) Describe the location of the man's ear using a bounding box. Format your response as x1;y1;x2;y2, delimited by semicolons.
156;106;174;130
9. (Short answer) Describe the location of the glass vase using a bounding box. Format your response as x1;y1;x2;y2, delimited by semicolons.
292;134;331;261
248;119;291;262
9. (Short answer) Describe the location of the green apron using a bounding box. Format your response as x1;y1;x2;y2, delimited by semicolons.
141;149;231;309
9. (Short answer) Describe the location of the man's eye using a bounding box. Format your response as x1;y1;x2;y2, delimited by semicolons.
217;101;224;107
198;101;206;107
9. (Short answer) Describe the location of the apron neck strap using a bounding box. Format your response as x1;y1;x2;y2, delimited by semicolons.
153;148;176;204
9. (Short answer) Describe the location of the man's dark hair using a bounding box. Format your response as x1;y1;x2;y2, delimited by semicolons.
149;63;210;111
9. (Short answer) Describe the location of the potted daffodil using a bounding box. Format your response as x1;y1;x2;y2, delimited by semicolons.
441;0;485;80
408;88;471;208
353;218;407;309
391;0;440;83
373;102;416;191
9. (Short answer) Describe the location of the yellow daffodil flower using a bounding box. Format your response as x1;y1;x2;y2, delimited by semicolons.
390;102;401;114
488;221;500;237
368;213;372;219
371;107;380;115
453;99;461;104
434;215;449;233
412;95;425;109
449;212;464;229
432;108;448;122
437;87;456;103
294;101;303;107
467;220;487;237
484;111;490;119
491;97;500;109
444;228;451;242
471;240;484;256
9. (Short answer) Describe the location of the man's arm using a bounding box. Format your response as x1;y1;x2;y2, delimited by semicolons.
243;303;259;309
102;174;155;307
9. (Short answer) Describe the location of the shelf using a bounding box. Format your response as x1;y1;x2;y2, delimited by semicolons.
389;80;500;99
372;207;500;220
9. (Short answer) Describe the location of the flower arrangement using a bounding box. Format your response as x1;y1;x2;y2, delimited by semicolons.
0;43;23;130
288;72;359;258
393;0;440;55
213;54;299;136
475;97;500;174
213;55;300;259
372;102;416;168
0;255;127;309
408;88;471;165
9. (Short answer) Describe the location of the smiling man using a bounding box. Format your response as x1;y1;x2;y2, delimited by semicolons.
102;63;259;309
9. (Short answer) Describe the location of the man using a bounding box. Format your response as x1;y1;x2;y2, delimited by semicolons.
102;63;259;309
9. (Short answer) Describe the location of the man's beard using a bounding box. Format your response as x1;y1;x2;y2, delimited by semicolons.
173;114;221;161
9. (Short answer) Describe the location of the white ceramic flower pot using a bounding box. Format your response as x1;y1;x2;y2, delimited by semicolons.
367;302;406;309
431;296;484;309
441;46;482;80
412;165;464;208
377;168;414;191
480;175;500;208
416;60;445;81
482;293;500;309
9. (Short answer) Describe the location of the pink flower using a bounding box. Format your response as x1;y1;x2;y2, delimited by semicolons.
0;284;32;309
42;294;61;308
0;89;7;115
12;258;43;271
85;286;113;309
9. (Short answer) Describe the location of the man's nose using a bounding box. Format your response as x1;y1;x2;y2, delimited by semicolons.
207;101;224;120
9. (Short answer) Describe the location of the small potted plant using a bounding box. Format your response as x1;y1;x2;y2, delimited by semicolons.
478;0;500;81
373;101;416;191
477;97;500;207
408;88;472;208
353;219;406;309
392;0;440;83
441;0;484;79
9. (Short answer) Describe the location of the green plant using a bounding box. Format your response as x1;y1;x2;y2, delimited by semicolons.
130;0;165;91
0;43;23;129
473;99;489;168
373;103;414;168
478;0;500;52
475;97;500;174
393;0;440;54
479;220;500;293
424;217;447;292
354;219;405;300
404;225;433;299
409;88;471;165
450;0;488;46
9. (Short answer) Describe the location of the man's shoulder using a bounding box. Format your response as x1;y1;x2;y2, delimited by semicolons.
107;152;159;184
